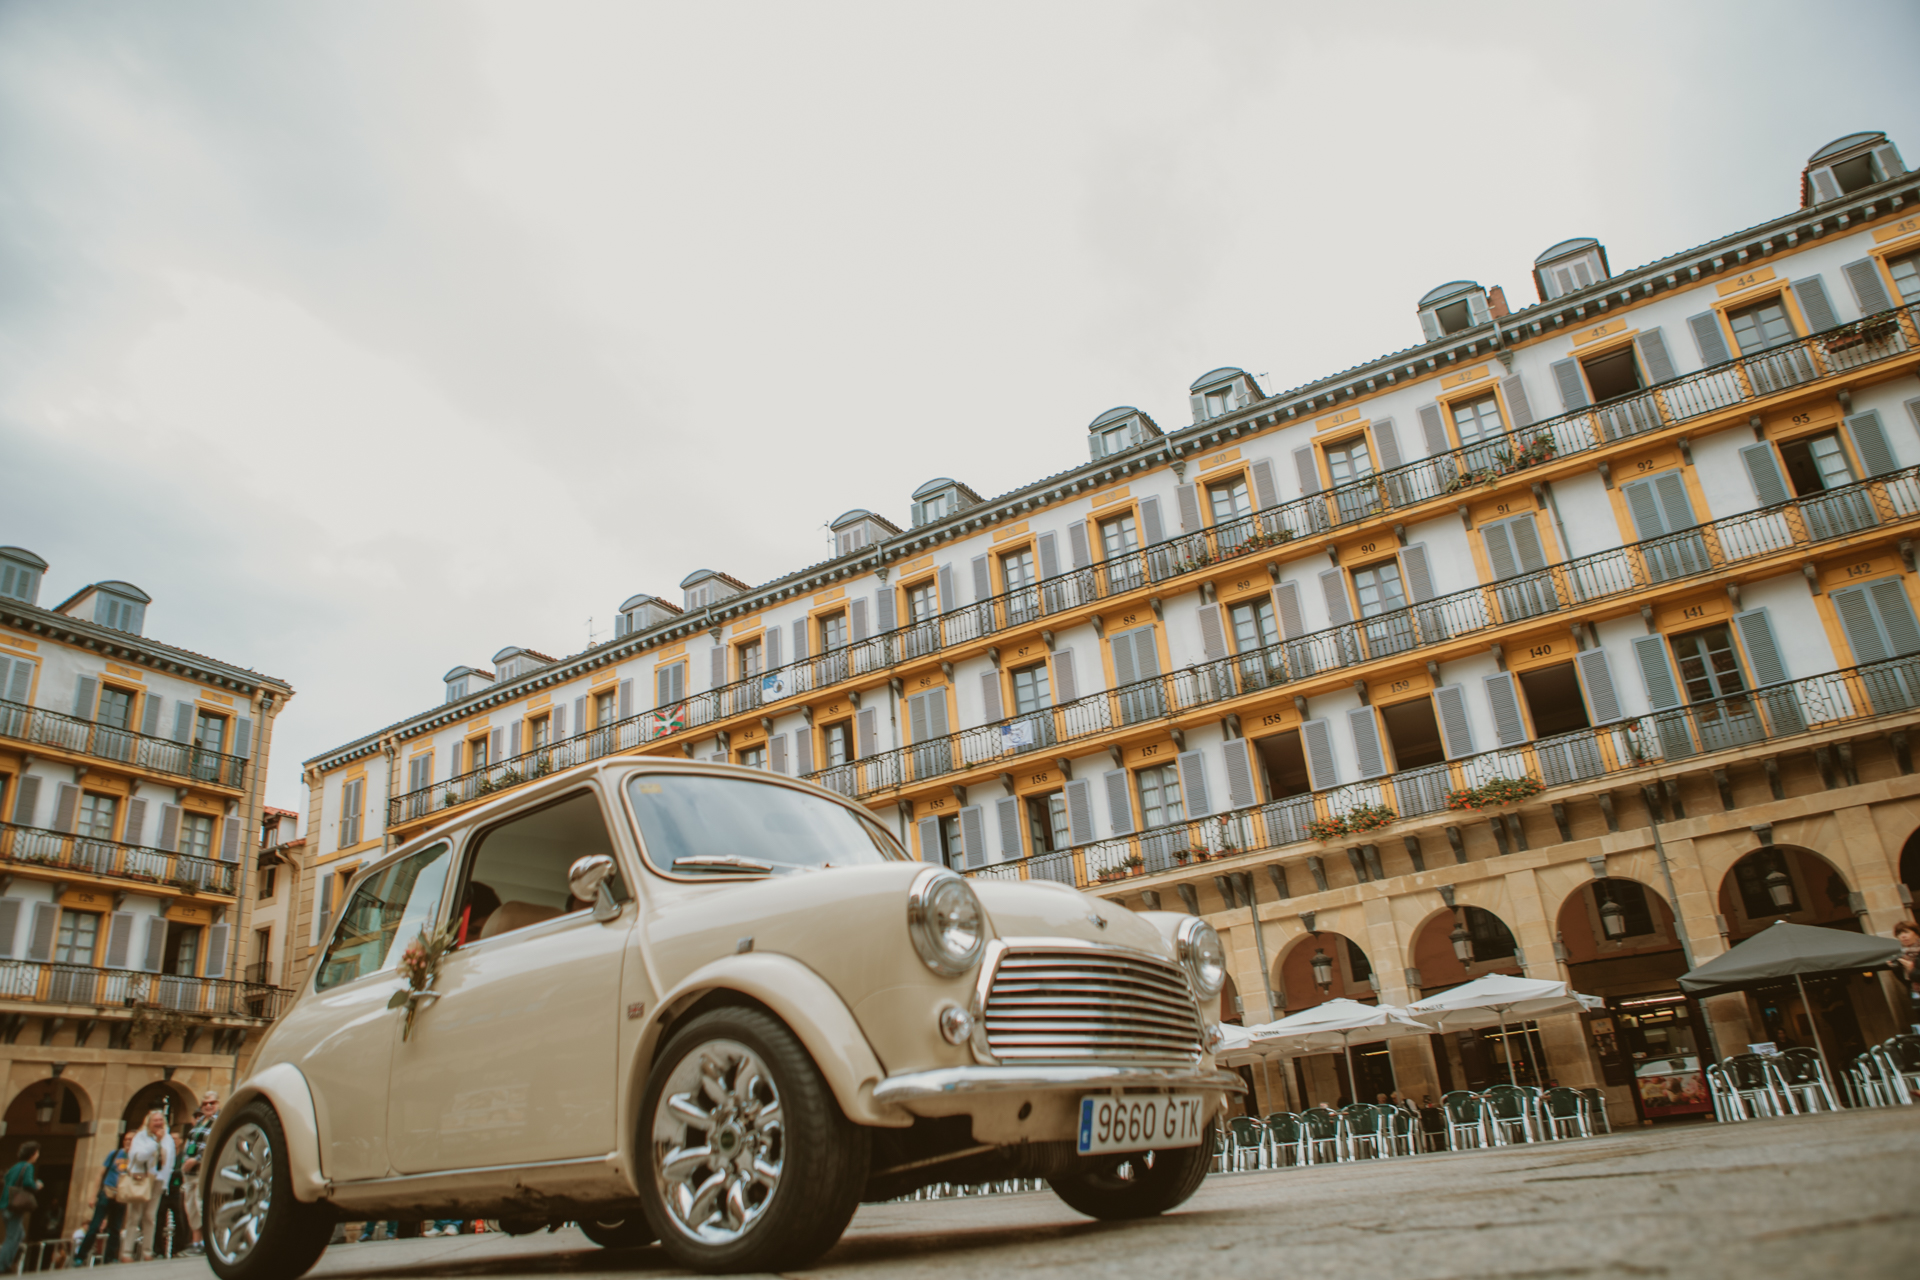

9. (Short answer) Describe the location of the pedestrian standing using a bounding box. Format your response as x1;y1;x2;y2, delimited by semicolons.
1892;921;1920;1018
179;1091;220;1256
0;1141;42;1272
75;1131;135;1265
119;1110;175;1263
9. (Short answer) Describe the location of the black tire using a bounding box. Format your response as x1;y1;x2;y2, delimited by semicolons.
578;1215;657;1249
638;1006;869;1273
1047;1131;1214;1222
204;1100;333;1280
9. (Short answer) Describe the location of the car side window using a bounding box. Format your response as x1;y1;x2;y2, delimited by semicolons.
454;790;620;946
314;842;452;992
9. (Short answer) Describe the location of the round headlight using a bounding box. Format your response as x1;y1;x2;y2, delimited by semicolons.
907;868;986;977
1176;916;1227;997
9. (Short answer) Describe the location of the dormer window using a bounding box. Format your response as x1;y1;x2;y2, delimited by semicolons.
89;582;150;635
1417;283;1492;342
0;548;46;606
680;570;748;613
1802;132;1905;206
443;665;493;704
922;492;949;521
1533;239;1611;302
1187;369;1261;424
909;478;981;528
1086;407;1162;461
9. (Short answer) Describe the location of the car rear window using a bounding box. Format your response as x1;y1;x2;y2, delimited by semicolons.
625;774;903;875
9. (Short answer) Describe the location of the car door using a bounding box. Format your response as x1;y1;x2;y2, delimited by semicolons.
384;786;636;1174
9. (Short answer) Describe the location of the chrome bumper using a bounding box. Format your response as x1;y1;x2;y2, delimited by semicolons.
872;1064;1248;1106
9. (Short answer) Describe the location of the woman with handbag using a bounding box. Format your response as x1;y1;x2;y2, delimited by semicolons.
119;1110;175;1263
0;1140;42;1271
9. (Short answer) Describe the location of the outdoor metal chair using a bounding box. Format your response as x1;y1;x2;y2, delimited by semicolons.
1299;1106;1343;1164
1482;1084;1534;1145
1884;1035;1920;1102
1385;1105;1419;1156
1340;1103;1386;1159
1227;1116;1266;1171
1265;1112;1305;1168
1705;1063;1741;1122
1541;1087;1589;1139
1578;1087;1612;1133
1440;1090;1488;1150
1774;1047;1841;1113
1722;1053;1790;1118
1848;1051;1894;1108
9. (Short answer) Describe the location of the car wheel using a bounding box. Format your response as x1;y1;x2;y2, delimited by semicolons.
577;1216;657;1249
638;1006;869;1273
1047;1132;1214;1222
204;1100;333;1280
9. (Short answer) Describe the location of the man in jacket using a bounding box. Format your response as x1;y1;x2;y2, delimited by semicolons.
0;1141;43;1271
179;1091;219;1256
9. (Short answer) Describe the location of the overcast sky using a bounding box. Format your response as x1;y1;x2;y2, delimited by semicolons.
3;1;1917;814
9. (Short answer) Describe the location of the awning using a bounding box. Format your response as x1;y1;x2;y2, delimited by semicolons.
1677;920;1898;996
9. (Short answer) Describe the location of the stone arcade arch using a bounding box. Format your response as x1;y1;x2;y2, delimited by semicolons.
1270;930;1393;1107
1409;904;1523;995
1;1075;94;1252
1897;827;1920;914
1717;845;1859;943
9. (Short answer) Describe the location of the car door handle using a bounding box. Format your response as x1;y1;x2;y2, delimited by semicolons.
406;990;442;1007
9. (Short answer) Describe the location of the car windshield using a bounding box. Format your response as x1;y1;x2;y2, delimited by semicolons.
626;773;904;875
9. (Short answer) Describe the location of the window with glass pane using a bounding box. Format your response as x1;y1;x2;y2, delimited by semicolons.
738;746;765;770
739;639;763;679
1205;389;1232;418
595;691;616;727
194;712;226;754
77;793;117;840
54;910;99;965
1100;514;1139;559
1778;431;1856;495
1002;548;1038;620
531;716;550;750
181;813;214;860
1026;792;1070;854
1011;663;1051;714
1889;251;1920;304
936;814;961;868
922;492;950;520
1208;477;1251;525
906;583;937;623
1101;425;1132;456
1734;850;1799;918
1451;394;1504;447
1326;439;1374;485
1727;298;1796;353
315;842;453;991
1137;763;1184;830
1671;625;1746;702
470;736;489;771
1351;561;1408;618
820;611;848;650
824;720;853;767
97;687;134;731
170;925;202;976
1229;598;1279;653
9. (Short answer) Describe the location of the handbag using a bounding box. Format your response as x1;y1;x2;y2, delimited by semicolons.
111;1172;152;1206
6;1186;33;1215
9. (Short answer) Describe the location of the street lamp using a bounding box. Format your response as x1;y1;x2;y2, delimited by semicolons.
1310;947;1333;992
1765;865;1794;910
1450;920;1473;965
33;1088;55;1126
1598;886;1627;940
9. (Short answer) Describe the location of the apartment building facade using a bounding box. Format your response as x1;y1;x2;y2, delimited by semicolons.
0;548;293;1240
303;129;1920;1126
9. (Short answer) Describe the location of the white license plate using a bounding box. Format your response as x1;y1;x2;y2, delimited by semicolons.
1076;1093;1207;1155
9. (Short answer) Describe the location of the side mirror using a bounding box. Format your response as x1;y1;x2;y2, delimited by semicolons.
568;855;623;923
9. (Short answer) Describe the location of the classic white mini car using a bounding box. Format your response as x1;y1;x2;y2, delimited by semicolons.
201;760;1241;1277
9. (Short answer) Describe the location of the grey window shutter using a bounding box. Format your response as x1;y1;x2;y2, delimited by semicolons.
1068;521;1092;569
551;703;567;740
1831;586;1889;662
173;701;195;744
1809;166;1841;203
73;674;97;719
856;707;878;757
448;737;465;775
1292;447;1322;495
1791;275;1837;333
1176;483;1202;532
231;716;253;760
3;659;31;704
958;805;986;869
1139;495;1166;545
220;815;241;861
1621;477;1668;539
574;696;587;736
1509;515;1549;572
1738;442;1791;506
1177;750;1212;818
1109;630;1140;688
0;899;19;959
1499;375;1535;429
769;732;788;775
1319;569;1353;625
619;678;634;719
1197;603;1228;661
1037;531;1060;579
1468;291;1492;327
875;587;897;633
1065;777;1094;846
794;728;813;775
1688;311;1732;366
971;555;992;604
790;619;811;664
1371;418;1402;471
491;726;505;759
1399;544;1436;603
995;796;1023;862
1871;143;1905;180
1652;471;1696;531
1189;393;1208;422
105;912;134;969
1434;683;1478;757
765;626;781;670
1420;310;1442;342
1550;359;1590;411
122;797;146;845
1131;626;1162;681
980;670;1004;722
1870;578;1920;655
1634;329;1676;385
1481;673;1527;747
1844;409;1898;478
9;774;38;826
938;564;956;612
1632;634;1683;711
1733;607;1794;687
1482;520;1520;579
53;782;80;833
1250;458;1278;510
1052;649;1078;703
26;902;58;962
1222;737;1258;810
925;687;949;738
850;597;870;640
1272;581;1305;638
140;694;162;737
204;922;230;978
160;804;182;850
509;720;523;757
1301;719;1338;790
1417;403;1448;455
710;646;727;690
1347;707;1387;779
1843;258;1894;315
907;689;930;744
657;666;672;707
916;816;942;864
1102;769;1135;835
142;915;167;971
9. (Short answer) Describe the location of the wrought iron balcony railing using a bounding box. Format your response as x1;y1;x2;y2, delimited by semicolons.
0;699;247;789
0;821;237;895
966;656;1920;893
0;958;287;1021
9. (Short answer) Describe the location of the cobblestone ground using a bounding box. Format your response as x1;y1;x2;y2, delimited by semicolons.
139;1106;1917;1279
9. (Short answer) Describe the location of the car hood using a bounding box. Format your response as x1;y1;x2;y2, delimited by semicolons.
969;877;1169;956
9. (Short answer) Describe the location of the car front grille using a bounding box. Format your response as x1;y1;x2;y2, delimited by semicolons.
980;944;1205;1067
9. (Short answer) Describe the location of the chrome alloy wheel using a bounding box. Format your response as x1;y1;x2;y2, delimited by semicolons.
207;1122;274;1265
651;1038;785;1244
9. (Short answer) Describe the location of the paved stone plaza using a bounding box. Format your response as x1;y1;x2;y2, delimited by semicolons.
141;1108;1917;1279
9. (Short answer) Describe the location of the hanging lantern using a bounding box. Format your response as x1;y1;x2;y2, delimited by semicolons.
1765;866;1794;910
33;1088;55;1126
1598;889;1627;940
1450;921;1473;964
1310;947;1333;992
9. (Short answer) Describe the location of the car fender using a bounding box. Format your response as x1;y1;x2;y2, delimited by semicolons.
647;952;912;1130
207;1062;330;1203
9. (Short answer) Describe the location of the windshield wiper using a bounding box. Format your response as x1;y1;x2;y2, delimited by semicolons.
673;854;777;874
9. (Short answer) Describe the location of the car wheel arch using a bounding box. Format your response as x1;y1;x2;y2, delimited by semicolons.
210;1063;330;1203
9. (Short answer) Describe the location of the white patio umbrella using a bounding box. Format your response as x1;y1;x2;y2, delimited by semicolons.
1215;1022;1296;1112
1254;998;1432;1106
1405;973;1604;1085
